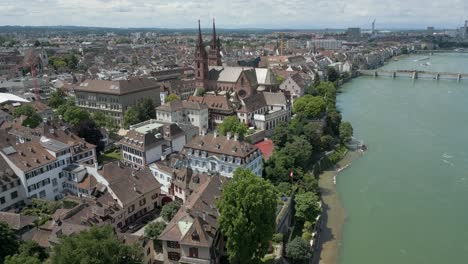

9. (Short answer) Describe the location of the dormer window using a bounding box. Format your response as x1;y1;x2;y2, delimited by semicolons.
187;149;193;155
194;150;200;156
235;158;241;164
227;156;233;163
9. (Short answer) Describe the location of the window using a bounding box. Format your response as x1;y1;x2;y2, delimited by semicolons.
151;193;158;200
39;190;46;198
10;191;18;199
189;247;199;258
147;247;151;256
139;198;146;206
168;252;180;261
0;197;5;204
128;205;135;213
167;241;180;249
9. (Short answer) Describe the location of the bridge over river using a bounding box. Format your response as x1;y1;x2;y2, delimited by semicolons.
359;69;468;81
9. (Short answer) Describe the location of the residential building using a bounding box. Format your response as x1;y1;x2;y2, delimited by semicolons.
121;120;189;168
181;132;263;177
159;175;228;264
0;155;26;211
253;92;291;136
187;95;237;127
308;39;343;50
0;212;36;238
279;73;308;103
156;100;209;132
6;118;96;165
74;78;161;126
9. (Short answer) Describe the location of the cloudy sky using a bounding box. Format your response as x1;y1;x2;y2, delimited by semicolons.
0;0;466;29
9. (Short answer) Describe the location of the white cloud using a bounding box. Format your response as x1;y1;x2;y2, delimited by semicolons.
0;0;466;29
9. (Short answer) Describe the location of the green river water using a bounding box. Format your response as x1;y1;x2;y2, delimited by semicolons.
337;53;468;264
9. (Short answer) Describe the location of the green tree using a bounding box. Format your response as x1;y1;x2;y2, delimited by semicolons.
327;67;340;82
217;168;277;264
50;225;142;264
34;40;41;47
4;254;41;264
218;116;247;140
324;110;342;137
56;97;76;117
48;88;67;109
13;104;35;118
339;121;353;144
137;97;156;121
320;135;335;151
195;87;205;96
123;107;140;129
63;106;90;126
92;112;117;135
313;72;321;87
64;54;79;70
144;221;167;248
164;94;180;104
264;150;294;184
73;120;104;152
271;122;290;148
282;136;313;167
18;241;48;261
22;114;42;128
286;237;312;264
294;191;321;223
292;95;326;119
161;201;181;222
0;221;19;263
315;82;337;101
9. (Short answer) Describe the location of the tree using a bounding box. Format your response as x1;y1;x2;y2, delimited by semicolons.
327;67;340;82
217;168;277;264
144;221;167;248
5;241;47;264
264;150;295;184
218;116;247;140
164;94;180;104
50;225;142;264
18;241;48;261
282;136;313;167
313;72;321;87
4;254;41;264
315;82;337;101
161;201;181;222
56;97;76;117
0;221;19;263
325;110;342;137
64;54;79;70
73;120;104;153
195;87;205;96
339;121;353;144
92;112;117;135
34;40;41;47
123;107;140;129
13;104;35;118
320;135;335;151
294;191;321;223
137;97;156;121
271;122;290;148
292;95;326;119
48;88;67;109
63;106;90;126
22;114;42;129
286;237;312;264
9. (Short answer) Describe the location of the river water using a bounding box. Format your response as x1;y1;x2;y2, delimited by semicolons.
336;53;468;264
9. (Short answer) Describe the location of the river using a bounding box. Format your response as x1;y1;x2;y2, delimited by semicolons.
336;53;468;264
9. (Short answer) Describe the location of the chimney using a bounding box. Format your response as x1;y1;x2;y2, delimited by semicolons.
133;183;137;192
213;130;218;138
226;132;232;140
234;133;239;141
200;129;206;136
43;117;48;123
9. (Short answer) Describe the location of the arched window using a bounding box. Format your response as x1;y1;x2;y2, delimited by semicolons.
197;62;200;68
241;77;244;86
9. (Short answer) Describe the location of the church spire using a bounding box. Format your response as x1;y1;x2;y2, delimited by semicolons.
211;18;217;48
197;19;203;46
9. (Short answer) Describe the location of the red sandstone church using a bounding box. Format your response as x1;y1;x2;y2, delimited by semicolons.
194;20;276;99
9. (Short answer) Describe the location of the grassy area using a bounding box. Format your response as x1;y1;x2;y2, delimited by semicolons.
98;149;121;164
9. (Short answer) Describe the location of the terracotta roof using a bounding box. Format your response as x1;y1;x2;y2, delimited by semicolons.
238;92;267;113
0;212;37;230
75;78;160;95
255;139;275;161
120;129;163;151
187;95;234;112
1;140;57;172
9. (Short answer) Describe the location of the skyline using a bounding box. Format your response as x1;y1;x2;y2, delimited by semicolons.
0;0;467;30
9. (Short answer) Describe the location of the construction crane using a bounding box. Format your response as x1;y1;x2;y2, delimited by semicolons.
372;19;376;35
24;49;41;102
280;33;284;56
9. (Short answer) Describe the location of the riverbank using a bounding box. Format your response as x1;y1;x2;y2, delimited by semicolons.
312;150;361;264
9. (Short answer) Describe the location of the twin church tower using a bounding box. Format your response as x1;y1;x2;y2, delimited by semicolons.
195;19;222;88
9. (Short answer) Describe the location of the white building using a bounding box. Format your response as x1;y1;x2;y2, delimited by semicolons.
156;100;209;133
181;132;263;178
308;39;343;50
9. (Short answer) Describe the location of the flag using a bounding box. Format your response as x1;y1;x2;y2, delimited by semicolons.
289;171;293;179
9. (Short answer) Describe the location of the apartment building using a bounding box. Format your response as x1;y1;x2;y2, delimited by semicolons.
181;132;263;178
74;78;161;126
0;155;26;211
253;92;291;136
156;100;209;132
120;120;191;168
159;175;227;264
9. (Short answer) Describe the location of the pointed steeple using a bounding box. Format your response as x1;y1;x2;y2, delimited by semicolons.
211;18;217;49
197;19;203;46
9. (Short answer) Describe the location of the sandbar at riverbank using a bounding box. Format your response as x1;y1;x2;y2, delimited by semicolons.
312;150;361;264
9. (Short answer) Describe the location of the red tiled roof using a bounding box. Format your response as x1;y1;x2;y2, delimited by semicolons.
255;139;274;161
